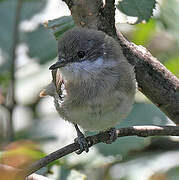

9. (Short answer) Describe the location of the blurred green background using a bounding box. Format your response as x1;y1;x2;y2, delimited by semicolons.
0;0;179;179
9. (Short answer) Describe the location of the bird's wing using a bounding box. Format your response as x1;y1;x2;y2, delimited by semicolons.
51;69;64;98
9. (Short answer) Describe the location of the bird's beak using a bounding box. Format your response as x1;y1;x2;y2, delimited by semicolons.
49;58;66;70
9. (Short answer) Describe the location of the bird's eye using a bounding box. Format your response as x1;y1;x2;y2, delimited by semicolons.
77;51;85;59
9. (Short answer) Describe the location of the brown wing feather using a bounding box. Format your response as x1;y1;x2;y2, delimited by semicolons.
51;69;64;98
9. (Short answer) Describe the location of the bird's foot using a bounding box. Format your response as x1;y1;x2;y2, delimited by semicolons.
103;128;117;144
74;124;89;154
74;132;89;154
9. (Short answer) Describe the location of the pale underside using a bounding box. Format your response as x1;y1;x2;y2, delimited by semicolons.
52;58;136;132
56;91;133;131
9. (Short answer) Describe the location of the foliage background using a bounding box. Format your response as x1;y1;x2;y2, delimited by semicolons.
0;0;179;179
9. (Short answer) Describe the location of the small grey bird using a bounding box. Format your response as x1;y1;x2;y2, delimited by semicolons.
40;27;136;154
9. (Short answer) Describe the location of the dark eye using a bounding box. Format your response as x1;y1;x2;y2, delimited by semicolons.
77;51;85;59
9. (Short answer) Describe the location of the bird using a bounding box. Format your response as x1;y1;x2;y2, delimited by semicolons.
40;27;137;154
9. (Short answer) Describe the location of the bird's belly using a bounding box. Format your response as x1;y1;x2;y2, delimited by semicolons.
67;106;123;131
60;92;133;131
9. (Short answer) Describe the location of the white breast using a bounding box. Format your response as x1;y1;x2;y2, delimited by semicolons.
62;90;134;131
59;57;118;82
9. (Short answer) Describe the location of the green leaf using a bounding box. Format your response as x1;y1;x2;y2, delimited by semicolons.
132;19;156;45
116;0;156;23
164;57;179;77
21;25;57;64
46;16;75;39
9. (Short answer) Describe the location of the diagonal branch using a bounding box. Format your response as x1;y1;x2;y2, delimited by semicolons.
62;0;179;123
20;125;179;177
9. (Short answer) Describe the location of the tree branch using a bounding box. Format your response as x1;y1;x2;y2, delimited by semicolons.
20;125;179;177
100;0;116;37
62;0;179;123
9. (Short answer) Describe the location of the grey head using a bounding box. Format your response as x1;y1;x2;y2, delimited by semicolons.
49;27;123;71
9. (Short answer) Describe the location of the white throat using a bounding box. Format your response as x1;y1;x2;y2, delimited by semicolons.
59;57;118;82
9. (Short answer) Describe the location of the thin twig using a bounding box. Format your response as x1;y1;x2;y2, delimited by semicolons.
20;125;179;177
7;0;24;141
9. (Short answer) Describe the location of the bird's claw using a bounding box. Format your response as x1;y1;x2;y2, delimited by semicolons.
74;132;89;154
